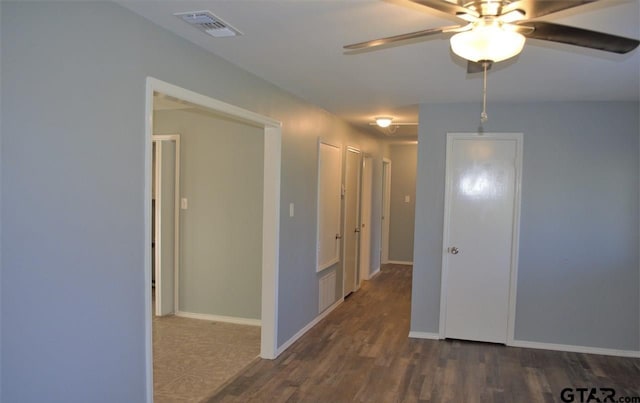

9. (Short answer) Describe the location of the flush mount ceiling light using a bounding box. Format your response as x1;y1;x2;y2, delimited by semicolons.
369;119;419;135
450;19;526;63
375;117;393;128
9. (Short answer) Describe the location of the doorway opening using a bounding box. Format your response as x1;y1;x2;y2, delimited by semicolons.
385;143;419;266
152;134;180;317
358;156;373;284
144;78;281;402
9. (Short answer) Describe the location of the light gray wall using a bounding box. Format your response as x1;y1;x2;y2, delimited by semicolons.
388;144;417;263
158;140;176;315
411;101;639;351
154;109;263;320
1;2;386;402
0;1;3;396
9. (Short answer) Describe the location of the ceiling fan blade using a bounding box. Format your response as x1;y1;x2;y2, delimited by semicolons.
503;0;597;19
410;0;478;18
467;61;493;74
519;21;640;54
344;25;461;50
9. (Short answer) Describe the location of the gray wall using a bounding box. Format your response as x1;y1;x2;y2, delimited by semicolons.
0;1;3;396
0;2;385;402
411;101;639;351
388;144;417;263
154;109;263;320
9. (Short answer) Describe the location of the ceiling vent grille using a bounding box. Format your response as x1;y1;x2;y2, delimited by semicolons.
174;10;242;38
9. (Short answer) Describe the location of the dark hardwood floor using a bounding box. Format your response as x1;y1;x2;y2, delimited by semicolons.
206;264;640;403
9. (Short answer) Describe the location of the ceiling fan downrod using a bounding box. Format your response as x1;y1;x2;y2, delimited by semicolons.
481;60;490;123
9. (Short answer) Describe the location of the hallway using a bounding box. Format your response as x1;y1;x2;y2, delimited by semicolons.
206;265;639;402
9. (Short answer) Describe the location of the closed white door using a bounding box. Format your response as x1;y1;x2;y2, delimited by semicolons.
343;148;361;296
441;133;522;344
359;156;373;285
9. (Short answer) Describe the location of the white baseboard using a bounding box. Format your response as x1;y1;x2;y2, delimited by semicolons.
276;297;344;355
369;267;381;279
176;311;261;327
387;260;413;265
509;340;640;358
409;331;441;340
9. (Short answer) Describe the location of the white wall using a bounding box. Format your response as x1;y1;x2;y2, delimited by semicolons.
0;2;386;402
411;101;639;352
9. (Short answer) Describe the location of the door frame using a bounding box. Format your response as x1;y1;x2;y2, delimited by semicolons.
343;146;362;296
152;134;181;316
438;132;523;345
359;155;373;283
144;77;282;402
381;158;392;264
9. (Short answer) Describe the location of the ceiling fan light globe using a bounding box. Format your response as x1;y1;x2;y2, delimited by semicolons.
450;25;525;63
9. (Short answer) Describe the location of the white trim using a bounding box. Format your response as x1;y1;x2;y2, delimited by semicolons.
153;140;162;316
261;125;281;359
176;311;261;327
387;260;413;265
144;77;282;402
152;134;181;317
276;298;344;355
438;132;523;342
408;331;441;340
506;134;523;346
509;340;640;358
368;267;381;279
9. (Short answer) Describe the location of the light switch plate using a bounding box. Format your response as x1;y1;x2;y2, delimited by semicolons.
181;198;188;210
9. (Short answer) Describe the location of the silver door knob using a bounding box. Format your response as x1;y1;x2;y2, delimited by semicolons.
449;247;459;255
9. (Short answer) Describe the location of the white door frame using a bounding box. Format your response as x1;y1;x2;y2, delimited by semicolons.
438;132;523;345
144;77;282;403
359;156;373;283
381;158;392;264
152;134;180;316
343;146;362;296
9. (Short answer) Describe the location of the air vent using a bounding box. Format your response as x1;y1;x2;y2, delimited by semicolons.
174;10;242;38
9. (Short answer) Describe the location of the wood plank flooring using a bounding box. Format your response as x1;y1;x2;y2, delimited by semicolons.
205;264;640;403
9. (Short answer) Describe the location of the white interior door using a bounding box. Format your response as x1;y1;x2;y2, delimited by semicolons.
343;147;361;296
359;156;373;284
440;133;522;344
153;135;181;316
381;159;391;264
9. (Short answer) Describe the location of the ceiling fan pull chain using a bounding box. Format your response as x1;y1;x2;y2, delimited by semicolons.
481;61;489;123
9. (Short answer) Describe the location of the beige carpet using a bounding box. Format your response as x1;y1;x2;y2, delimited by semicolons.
153;315;261;403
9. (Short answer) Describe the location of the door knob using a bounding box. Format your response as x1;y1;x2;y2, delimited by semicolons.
449;247;459;255
354;227;360;233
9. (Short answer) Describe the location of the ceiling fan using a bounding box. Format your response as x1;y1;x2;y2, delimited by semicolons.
344;0;639;121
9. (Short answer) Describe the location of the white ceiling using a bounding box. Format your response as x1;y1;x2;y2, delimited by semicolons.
120;0;640;136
